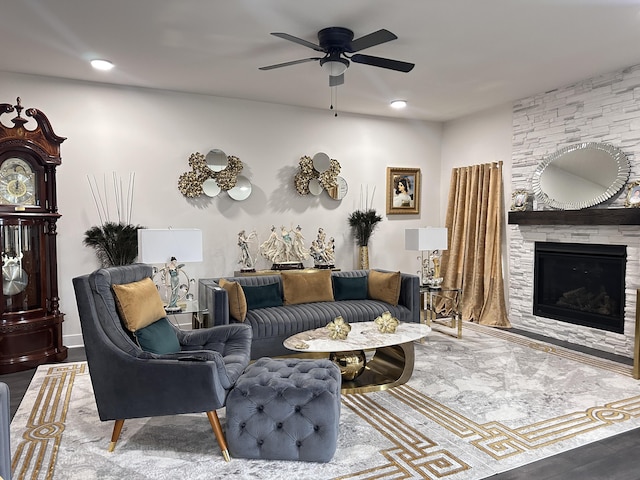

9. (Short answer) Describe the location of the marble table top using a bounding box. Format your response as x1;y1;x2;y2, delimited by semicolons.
283;321;431;353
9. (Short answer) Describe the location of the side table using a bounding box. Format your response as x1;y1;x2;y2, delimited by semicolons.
420;286;462;339
166;301;209;329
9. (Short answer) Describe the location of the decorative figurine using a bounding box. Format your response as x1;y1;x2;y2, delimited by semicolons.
164;257;184;312
258;224;308;270
309;227;335;269
237;230;257;271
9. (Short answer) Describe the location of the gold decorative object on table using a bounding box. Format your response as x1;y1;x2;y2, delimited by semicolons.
326;316;351;340
329;350;366;381
374;311;399;333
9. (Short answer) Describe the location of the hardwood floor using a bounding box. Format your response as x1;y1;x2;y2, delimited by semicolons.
2;344;640;478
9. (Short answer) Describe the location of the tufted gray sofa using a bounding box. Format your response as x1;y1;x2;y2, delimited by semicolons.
199;269;420;360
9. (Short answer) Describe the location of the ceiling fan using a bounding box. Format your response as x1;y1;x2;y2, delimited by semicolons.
259;27;415;86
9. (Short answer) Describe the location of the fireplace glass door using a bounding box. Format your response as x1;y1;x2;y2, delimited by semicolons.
533;242;626;333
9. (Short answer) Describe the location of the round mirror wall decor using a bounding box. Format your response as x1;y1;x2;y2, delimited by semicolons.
327;176;348;200
202;178;221;197
205;149;228;172
294;153;347;200
228;176;252;201
178;150;252;201
532;142;630;210
308;178;323;195
312;152;332;172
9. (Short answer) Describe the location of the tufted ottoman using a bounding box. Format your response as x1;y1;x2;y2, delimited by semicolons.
225;357;341;462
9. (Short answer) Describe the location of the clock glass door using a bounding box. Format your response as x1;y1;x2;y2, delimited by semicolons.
1;221;41;314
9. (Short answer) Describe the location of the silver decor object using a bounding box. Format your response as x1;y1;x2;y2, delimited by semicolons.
532;142;629;211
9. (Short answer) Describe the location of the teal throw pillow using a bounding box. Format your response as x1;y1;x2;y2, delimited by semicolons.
134;317;181;354
333;276;368;301
243;283;283;310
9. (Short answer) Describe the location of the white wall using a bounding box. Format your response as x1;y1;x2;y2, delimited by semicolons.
0;72;442;347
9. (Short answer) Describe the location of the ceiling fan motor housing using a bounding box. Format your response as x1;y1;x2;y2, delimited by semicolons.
317;27;355;51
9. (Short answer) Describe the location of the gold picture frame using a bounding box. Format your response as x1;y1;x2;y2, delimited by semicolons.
625;180;640;208
386;167;420;215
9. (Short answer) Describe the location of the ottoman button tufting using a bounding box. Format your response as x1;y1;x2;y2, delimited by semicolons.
226;358;341;462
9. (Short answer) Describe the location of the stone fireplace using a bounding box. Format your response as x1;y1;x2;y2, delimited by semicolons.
509;64;640;359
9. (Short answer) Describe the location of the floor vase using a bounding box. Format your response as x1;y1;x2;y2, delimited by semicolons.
359;246;369;270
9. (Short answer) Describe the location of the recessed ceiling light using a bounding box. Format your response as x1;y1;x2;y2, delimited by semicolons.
390;100;407;109
90;59;114;71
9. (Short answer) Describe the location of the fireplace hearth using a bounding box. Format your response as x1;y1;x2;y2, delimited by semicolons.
533;242;626;334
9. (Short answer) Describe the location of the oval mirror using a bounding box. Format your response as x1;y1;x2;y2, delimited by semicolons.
308;178;323;196
532;142;630;210
205;149;228;172
227;176;252;201
202;178;221;197
312;152;332;172
327;176;348;200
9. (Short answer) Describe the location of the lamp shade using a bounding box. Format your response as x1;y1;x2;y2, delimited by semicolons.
405;227;448;251
137;229;203;264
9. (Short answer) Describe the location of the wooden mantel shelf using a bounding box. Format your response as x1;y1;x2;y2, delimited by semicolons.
508;208;640;226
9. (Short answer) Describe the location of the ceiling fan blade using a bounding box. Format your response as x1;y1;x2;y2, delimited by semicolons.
259;57;321;71
351;54;415;73
329;74;344;87
271;32;324;52
348;29;397;53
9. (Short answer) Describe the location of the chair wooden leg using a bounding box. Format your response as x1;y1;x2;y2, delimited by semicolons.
108;419;125;452
206;410;230;462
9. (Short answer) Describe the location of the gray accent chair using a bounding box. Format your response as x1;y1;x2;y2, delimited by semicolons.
0;382;10;480
72;264;252;461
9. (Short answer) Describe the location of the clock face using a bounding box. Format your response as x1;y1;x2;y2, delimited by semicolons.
0;158;36;206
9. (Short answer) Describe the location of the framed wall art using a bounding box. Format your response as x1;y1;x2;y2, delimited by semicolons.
625;180;640;208
386;167;420;215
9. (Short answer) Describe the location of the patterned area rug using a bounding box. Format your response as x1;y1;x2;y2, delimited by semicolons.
10;323;640;479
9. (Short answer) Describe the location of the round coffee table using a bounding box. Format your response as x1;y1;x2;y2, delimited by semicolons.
283;321;430;393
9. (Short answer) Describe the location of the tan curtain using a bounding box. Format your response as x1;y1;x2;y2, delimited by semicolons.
440;162;511;328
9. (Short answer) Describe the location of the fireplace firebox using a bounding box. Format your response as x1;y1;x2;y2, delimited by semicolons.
533;242;626;333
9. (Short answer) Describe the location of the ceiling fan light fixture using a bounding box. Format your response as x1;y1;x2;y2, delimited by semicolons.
90;59;115;71
390;100;407;109
320;58;349;77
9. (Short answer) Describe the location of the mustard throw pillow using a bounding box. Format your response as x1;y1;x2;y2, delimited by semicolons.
112;277;167;332
281;269;334;305
368;270;402;306
219;278;248;322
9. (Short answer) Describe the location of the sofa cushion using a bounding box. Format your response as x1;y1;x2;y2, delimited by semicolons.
219;279;248;322
281;269;334;305
134;317;181;354
112;277;167;332
368;270;401;306
333;275;368;301
243;282;283;310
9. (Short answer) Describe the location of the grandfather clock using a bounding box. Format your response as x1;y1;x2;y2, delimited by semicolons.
0;98;67;373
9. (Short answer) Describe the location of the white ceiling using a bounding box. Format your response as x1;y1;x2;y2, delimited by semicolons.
4;0;640;121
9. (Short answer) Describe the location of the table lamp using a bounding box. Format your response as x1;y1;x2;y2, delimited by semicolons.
405;227;448;288
137;228;203;312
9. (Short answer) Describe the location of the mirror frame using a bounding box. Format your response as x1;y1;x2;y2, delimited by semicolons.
532;142;630;210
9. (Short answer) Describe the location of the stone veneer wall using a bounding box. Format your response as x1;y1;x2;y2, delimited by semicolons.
510;64;640;358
